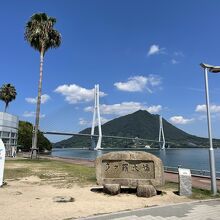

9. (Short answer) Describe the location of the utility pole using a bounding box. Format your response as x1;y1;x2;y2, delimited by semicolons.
200;63;218;195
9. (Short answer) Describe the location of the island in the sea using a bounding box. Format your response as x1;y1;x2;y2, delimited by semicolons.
53;110;219;149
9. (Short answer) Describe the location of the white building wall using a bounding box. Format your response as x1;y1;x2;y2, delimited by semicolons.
0;112;19;156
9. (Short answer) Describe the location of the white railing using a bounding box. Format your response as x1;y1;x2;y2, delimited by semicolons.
164;166;220;179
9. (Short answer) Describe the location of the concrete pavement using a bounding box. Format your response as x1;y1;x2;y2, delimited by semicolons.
78;199;220;220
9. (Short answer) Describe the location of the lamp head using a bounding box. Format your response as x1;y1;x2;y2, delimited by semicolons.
209;67;220;73
200;63;214;68
200;63;220;73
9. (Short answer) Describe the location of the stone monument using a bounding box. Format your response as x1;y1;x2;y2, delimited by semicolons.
178;168;192;196
95;151;164;197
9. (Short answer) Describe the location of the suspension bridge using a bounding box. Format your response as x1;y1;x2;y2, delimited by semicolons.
42;84;167;151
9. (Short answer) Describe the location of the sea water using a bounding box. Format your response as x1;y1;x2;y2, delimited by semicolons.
52;148;220;172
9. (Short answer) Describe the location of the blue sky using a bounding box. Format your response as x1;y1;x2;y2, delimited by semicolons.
1;0;220;142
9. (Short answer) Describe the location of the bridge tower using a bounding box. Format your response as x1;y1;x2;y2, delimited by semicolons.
159;115;166;150
91;84;102;150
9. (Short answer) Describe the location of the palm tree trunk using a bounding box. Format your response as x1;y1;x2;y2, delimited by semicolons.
4;102;9;112
31;48;44;157
4;103;7;112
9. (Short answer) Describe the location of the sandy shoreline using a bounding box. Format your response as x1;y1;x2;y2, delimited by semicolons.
20;153;95;167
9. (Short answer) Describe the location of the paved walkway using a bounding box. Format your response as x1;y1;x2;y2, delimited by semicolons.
78;199;220;220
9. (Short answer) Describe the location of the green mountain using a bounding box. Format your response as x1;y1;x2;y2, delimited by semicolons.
53;110;218;148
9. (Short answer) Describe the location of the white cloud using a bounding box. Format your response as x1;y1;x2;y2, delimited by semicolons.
197;115;207;121
85;102;162;116
147;44;165;56
114;75;162;93
100;117;110;124
198;114;219;121
79;117;110;126
79;118;90;126
54;84;107;104
25;94;50;104
146;105;162;114
170;116;194;125
174;51;184;57
22;111;45;118
171;59;179;64
171;51;183;64
195;104;220;113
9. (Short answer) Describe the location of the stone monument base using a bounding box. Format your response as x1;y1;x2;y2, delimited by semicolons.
103;184;121;195
136;185;157;197
102;183;157;198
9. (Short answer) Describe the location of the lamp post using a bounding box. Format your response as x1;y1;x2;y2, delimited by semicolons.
200;63;219;195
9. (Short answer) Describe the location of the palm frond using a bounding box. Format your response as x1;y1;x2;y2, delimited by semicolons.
0;84;17;112
24;13;61;53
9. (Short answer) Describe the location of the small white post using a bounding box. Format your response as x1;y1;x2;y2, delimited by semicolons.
159;115;166;149
0;139;6;186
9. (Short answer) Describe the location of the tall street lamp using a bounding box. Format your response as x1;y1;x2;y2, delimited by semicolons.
200;63;219;195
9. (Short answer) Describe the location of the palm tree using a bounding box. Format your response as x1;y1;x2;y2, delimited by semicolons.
24;13;61;156
0;84;17;112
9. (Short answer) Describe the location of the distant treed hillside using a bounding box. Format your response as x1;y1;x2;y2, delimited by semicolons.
53;110;219;148
18;121;52;152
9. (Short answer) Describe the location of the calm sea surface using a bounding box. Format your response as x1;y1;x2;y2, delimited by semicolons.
52;148;220;172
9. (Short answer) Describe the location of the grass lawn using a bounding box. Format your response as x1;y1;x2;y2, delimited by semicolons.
161;181;220;199
5;158;96;186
